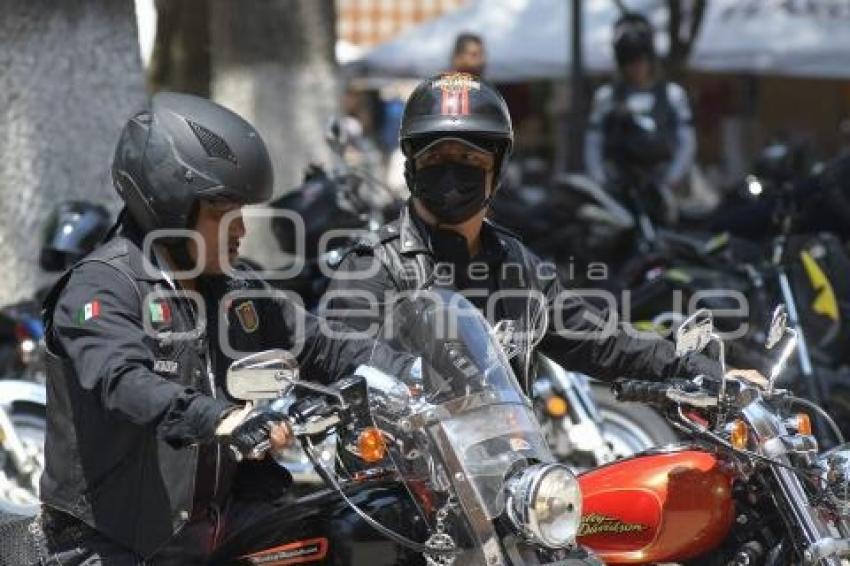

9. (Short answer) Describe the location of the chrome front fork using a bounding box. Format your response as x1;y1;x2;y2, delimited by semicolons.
747;401;849;564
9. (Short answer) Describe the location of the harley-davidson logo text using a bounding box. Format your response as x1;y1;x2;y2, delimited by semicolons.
579;513;648;536
245;536;328;565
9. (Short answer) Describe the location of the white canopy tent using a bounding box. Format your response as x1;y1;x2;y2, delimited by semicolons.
693;1;850;78
350;0;850;81
349;0;664;82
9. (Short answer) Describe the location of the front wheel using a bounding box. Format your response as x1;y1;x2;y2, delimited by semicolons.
591;383;677;457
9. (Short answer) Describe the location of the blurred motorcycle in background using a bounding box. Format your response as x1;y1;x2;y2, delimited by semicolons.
624;147;850;446
267;117;403;311
0;201;110;515
492;130;850;452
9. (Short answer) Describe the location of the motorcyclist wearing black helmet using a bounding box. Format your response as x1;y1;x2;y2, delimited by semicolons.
36;93;412;564
584;12;697;225
39;201;112;273
323;73;763;395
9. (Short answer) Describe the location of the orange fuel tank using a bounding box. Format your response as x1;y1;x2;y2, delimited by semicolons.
577;447;736;564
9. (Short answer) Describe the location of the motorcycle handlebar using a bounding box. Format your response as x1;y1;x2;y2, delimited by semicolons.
612;379;671;405
613;378;719;410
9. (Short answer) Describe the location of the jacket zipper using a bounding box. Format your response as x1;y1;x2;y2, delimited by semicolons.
206;350;222;500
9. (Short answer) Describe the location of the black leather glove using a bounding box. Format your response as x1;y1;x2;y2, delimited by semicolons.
217;407;288;461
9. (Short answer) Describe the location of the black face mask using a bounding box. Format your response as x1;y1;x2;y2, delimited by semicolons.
414;163;489;224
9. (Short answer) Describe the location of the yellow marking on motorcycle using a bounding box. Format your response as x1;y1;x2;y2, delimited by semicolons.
800;250;839;321
579;513;648;536
633;320;663;333
705;232;730;254
663;269;693;284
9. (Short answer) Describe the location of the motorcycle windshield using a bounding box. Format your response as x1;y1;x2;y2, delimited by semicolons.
364;289;553;525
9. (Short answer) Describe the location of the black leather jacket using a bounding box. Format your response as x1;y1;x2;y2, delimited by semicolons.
41;232;410;558
324;203;720;388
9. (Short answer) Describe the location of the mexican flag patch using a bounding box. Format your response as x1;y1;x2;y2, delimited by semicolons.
77;300;101;323
149;301;172;324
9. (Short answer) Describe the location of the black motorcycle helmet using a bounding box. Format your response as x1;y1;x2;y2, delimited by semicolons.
39;201;111;271
613;12;656;67
112;92;273;235
399;72;513;192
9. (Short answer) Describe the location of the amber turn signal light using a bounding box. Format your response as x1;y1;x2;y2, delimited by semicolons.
730;419;749;450
357;427;387;463
795;413;813;436
545;396;569;418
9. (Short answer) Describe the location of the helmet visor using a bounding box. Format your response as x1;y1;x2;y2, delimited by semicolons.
412;135;493;160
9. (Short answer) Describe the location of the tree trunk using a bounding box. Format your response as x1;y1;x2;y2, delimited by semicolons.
210;0;338;269
664;0;707;82
0;0;145;303
148;0;211;96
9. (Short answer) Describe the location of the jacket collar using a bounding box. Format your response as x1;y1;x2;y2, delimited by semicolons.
124;237;171;283
398;200;508;262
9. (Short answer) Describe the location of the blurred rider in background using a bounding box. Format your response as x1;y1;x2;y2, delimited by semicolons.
584;12;697;225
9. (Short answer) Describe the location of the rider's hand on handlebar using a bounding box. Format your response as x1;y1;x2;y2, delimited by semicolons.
725;369;769;390
268;422;294;452
216;405;292;460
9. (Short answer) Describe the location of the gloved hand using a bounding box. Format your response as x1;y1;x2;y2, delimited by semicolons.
216;405;291;461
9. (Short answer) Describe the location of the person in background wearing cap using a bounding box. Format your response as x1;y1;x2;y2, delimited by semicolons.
450;32;486;77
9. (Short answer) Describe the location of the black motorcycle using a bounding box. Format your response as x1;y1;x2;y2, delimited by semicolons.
211;290;597;565
267;118;402;311
491;106;678;290
623;151;850;445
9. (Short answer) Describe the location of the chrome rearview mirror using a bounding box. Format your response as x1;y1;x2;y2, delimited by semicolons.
765;304;798;393
675;309;714;358
676;309;731;430
765;305;788;350
226;349;299;402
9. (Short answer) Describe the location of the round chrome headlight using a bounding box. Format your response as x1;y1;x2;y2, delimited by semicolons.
506;463;582;548
821;446;850;516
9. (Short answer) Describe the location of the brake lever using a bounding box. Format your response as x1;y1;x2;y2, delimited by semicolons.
230;411;342;462
666;389;719;408
291;414;342;438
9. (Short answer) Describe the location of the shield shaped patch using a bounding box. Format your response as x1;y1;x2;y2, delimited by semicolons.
235;301;259;333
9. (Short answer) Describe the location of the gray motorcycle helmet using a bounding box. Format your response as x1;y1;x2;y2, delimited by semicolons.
112;92;273;233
